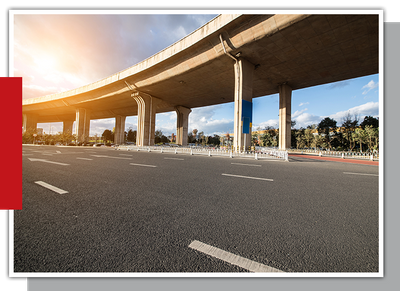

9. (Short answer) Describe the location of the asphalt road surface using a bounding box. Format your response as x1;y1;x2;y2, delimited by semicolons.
15;145;380;274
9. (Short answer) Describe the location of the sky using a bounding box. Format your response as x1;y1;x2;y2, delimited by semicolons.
15;12;380;137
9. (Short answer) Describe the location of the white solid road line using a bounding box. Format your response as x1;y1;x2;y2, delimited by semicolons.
34;181;69;195
231;162;261;167
164;157;184;160
76;157;93;160
189;240;284;273
222;173;273;182
129;163;157;167
343;172;379;177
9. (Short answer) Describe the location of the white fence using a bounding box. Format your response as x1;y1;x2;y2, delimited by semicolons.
116;145;289;161
290;149;379;161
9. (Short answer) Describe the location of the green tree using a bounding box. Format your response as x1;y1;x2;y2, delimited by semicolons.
155;130;163;144
360;116;379;129
252;130;260;146
341;112;359;150
208;135;220;146
22;128;37;144
303;128;314;148
352;128;368;152
192;129;198;142
295;128;306;149
56;130;74;145
187;133;195;144
364;125;379;151
102;129;113;143
317;117;337;149
261;127;278;147
154;130;170;144
126;128;136;142
312;134;324;149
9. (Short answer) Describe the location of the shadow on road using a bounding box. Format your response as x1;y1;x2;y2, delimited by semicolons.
288;156;326;163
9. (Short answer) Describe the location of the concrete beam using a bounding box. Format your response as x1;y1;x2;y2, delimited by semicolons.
114;115;126;145
132;92;160;146
278;84;292;150
233;58;254;152
175;106;191;146
75;108;91;143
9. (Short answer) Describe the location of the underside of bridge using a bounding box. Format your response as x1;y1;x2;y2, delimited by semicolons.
22;13;379;149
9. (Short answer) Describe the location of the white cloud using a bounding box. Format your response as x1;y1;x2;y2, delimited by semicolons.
188;107;233;135
298;102;309;107
253;119;279;130
291;101;379;129
362;80;379;95
329;102;379;122
22;84;60;100
156;122;176;136
293;108;308;118
89;119;115;135
292;112;321;128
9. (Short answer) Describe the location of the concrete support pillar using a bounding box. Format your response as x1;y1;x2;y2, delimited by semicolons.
233;58;254;152
132;92;160;146
114;115;126;145
175;106;191;146
22;113;38;133
63;121;74;134
75;108;91;144
278;84;292;150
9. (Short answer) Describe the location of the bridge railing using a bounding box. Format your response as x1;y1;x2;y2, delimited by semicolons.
116;145;289;161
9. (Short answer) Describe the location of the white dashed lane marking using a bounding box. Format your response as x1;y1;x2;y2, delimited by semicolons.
91;155;132;160
28;158;69;166
222;173;273;182
130;163;157;168
189;240;284;273
34;181;69;195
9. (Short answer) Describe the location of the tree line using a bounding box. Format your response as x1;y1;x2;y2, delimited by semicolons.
22;114;379;151
254;114;379;152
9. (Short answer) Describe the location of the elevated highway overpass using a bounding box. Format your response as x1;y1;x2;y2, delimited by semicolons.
22;13;379;150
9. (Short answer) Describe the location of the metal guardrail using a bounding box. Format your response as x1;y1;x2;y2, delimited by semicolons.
116;145;289;161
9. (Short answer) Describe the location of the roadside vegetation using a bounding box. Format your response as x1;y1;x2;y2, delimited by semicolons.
253;114;379;152
22;114;379;153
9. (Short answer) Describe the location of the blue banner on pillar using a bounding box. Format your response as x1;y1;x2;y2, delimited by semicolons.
242;100;252;134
